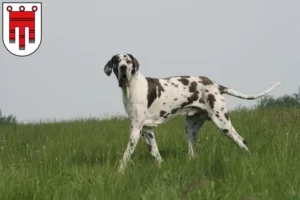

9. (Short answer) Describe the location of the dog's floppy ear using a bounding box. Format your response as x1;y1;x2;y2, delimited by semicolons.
128;54;139;72
104;59;113;76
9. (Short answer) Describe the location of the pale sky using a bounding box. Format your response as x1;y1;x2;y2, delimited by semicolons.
1;0;299;123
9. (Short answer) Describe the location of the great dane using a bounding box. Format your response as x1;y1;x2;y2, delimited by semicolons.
103;53;281;172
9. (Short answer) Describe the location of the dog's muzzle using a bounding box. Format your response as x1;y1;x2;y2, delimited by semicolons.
119;75;128;87
118;66;128;87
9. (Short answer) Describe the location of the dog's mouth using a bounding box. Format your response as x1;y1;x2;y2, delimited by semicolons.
119;75;128;87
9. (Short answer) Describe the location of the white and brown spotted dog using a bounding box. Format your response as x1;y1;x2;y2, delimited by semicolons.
104;53;281;172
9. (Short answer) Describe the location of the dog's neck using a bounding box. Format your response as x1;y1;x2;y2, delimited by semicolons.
121;72;145;102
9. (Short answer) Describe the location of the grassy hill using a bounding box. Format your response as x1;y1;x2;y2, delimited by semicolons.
0;107;299;200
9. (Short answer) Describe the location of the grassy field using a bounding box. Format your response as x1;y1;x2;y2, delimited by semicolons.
0;107;299;200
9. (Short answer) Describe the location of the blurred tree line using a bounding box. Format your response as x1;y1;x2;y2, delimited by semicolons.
0;110;17;124
256;87;300;109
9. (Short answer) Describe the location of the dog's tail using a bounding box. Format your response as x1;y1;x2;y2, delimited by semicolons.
218;82;281;100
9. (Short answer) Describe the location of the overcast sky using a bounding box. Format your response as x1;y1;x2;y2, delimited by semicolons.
1;0;299;123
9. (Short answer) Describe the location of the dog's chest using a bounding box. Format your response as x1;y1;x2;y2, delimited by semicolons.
122;77;148;117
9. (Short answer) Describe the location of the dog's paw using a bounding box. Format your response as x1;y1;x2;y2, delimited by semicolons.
117;166;125;174
155;158;163;168
117;162;126;174
188;154;196;161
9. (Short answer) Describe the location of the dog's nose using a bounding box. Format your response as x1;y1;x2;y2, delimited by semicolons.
120;65;127;72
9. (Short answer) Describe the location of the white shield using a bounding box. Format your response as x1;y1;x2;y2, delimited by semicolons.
2;2;42;57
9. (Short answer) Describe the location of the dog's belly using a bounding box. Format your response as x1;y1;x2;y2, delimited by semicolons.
143;112;180;127
143;118;166;127
144;104;209;127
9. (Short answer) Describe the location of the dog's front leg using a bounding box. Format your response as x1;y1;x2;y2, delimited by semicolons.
142;127;163;166
118;123;142;173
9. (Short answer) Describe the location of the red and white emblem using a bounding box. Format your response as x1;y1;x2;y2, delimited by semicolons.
2;2;42;57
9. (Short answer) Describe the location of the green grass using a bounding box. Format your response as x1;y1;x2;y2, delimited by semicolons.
0;107;300;200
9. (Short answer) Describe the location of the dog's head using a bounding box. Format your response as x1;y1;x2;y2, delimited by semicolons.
104;53;140;87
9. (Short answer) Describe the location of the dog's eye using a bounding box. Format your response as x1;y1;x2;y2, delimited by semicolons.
126;60;132;64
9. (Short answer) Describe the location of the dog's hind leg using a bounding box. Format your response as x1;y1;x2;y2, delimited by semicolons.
210;108;249;152
185;114;206;159
142;127;163;165
203;91;250;152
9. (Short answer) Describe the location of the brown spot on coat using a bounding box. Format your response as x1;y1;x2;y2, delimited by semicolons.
171;108;179;114
223;129;229;133
207;94;216;109
148;133;154;139
160;110;167;117
192;132;196;137
178;78;189;86
130;141;134;147
189;81;197;93
171;83;178;87
181;91;199;108
224;113;229;120
146;77;165;108
218;85;227;93
199;76;214;86
162;108;178;118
